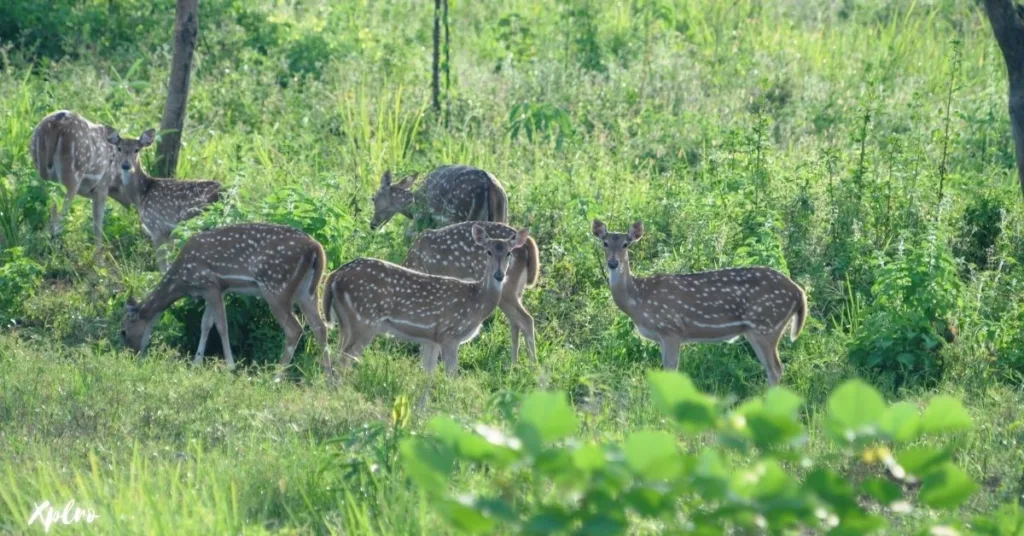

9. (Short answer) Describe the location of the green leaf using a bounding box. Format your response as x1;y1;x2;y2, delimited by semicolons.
919;463;978;509
399;438;454;494
648;371;718;433
920;395;973;435
762;387;804;418
826;379;886;444
970;502;1024;536
805;468;858;514
435;497;495;533
574;512;628;536
861;477;903;506
880;402;920;443
623;430;682;481
623;486;670;516
896;446;952;475
522;509;573;535
572;444;606;472
516;391;578;453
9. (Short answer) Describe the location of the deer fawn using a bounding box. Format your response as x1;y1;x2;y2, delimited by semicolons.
29;110;144;250
109;130;221;272
121;223;330;376
592;220;807;386
404;221;540;364
322;224;530;377
369;165;508;234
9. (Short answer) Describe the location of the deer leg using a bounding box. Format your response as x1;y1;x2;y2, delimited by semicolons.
340;327;372;366
266;295;303;372
420;343;440;373
154;236;170;273
745;332;782;386
296;290;332;378
499;295;536;364
192;304;215;366
659;336;682;370
206;291;236;370
440;342;460;378
89;188;108;254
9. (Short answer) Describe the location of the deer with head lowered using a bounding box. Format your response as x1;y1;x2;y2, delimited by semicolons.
121;223;330;377
29;110;143;251
108;129;221;272
592;219;807;386
404;221;540;365
322;224;530;376
369;165;508;235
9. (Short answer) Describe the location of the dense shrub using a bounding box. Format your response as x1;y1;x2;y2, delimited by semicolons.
848;232;963;388
401;372;998;534
0;247;44;325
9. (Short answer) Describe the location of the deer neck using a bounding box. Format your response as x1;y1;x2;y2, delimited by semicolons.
138;275;187;324
608;257;640;314
120;166;155;207
470;270;506;310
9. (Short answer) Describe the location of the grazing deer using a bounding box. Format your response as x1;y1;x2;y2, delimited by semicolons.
322;224;529;377
404;221;540;364
369;165;508;234
591;220;807;386
109;130;221;272
29;110;144;250
121;223;330;376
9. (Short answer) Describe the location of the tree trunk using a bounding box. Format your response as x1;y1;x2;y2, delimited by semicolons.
432;0;441;113
155;0;199;178
983;0;1024;198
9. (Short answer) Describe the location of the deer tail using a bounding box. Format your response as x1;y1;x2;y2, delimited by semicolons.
322;273;337;325
790;287;808;342
489;177;508;223
30;112;66;180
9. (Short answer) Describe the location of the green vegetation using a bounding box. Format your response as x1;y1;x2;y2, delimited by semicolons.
1;0;1024;533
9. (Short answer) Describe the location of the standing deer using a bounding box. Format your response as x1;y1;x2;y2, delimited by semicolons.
404;221;540;364
322;224;530;377
369;165;508;235
591;219;807;386
120;223;330;377
109;130;221;272
29;110;145;250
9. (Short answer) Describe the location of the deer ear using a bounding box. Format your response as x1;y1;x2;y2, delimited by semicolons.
396;173;418;189
512;228;529;249
139;128;156;147
380;171;393;188
104;126;120;145
592;219;607;239
471;224;488;245
629;220;644;241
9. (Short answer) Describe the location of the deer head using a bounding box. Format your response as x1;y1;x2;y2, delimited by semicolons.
474;224;530;283
370;170;418;230
592;219;644;271
105;127;157;184
121;295;156;353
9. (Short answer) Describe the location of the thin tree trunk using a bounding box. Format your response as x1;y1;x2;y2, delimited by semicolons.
155;0;199;178
432;0;441;113
983;0;1024;198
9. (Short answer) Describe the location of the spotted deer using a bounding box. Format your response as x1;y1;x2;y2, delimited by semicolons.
592;220;807;386
109;130;221;272
29;110;143;250
404;221;540;364
369;165;508;235
121;223;330;376
322;224;530;377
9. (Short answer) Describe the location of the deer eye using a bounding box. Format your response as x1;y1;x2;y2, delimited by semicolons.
623;241;631;248
117;147;121;152
486;250;492;256
603;241;609;247
134;149;139;154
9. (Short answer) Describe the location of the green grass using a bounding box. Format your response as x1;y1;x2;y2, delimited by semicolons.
2;0;1024;533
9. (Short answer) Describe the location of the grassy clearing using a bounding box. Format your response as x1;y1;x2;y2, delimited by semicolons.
1;0;1024;533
